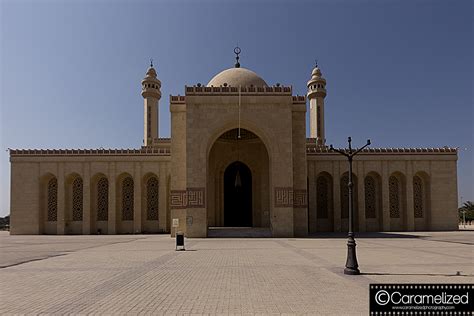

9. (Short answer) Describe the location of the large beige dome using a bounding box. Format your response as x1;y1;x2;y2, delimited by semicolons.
207;67;267;87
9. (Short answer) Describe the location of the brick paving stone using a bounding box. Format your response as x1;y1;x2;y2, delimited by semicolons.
0;231;472;315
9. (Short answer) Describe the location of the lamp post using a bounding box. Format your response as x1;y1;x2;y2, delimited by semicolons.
330;137;371;275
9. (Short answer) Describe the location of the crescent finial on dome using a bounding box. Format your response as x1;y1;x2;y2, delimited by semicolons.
234;46;241;68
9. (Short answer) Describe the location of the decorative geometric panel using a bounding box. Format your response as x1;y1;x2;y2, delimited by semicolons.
274;188;307;208
389;176;400;218
47;178;58;222
340;175;349;218
364;176;376;219
316;176;328;218
293;190;307;208
122;177;134;221
170;190;187;209
275;187;293;207
187;188;205;208
97;177;108;221
146;177;159;221
170;188;206;209
72;177;83;221
413;176;423;218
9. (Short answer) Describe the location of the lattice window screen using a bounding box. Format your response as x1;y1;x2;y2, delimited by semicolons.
413;176;424;218
364;176;376;219
389;176;400;218
97;178;108;221
146;177;159;221
122;177;134;221
340;175;349;219
316;176;328;219
47;178;58;222
72;178;83;221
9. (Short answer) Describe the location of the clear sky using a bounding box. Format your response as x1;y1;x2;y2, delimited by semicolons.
1;0;472;217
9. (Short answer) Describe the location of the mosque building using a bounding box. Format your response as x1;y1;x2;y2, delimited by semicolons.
9;49;459;237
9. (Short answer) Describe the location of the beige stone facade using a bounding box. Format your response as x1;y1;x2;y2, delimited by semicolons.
9;59;459;237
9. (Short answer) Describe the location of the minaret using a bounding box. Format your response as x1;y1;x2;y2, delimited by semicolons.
307;63;327;146
141;61;161;146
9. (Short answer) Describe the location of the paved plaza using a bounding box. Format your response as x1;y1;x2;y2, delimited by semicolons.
0;231;473;315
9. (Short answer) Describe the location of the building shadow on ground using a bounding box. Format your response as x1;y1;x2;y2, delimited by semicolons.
306;232;422;239
361;272;472;277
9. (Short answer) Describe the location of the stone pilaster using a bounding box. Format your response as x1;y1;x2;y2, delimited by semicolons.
82;163;91;235
406;162;415;231
333;162;341;232
108;162;116;234
292;109;308;237
170;102;186;237
133;163;142;233
158;165;167;233
308;161;316;234
357;161;366;232
57;163;65;235
381;161;390;231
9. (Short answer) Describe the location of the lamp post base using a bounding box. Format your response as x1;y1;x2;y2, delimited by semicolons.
344;234;360;275
344;267;360;275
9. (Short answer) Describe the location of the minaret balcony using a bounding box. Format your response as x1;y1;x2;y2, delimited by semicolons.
307;88;326;98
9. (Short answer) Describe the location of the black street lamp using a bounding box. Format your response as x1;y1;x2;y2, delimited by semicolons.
330;137;371;275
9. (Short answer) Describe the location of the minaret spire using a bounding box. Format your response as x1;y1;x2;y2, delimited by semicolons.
307;61;327;146
141;61;161;146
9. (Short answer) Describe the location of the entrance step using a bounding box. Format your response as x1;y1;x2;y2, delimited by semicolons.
207;227;272;238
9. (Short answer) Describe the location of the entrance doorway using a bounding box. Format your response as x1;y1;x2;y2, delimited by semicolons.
207;128;269;229
224;161;252;227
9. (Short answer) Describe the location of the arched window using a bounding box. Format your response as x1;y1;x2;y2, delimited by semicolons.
122;177;134;221
72;178;83;221
47;178;58;222
97;178;108;221
316;176;329;218
364;176;376;218
146;177;159;221
389;176;400;218
413;175;423;218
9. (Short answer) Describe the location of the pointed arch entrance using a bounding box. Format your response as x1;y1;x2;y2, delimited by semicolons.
224;161;252;227
207;128;270;229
